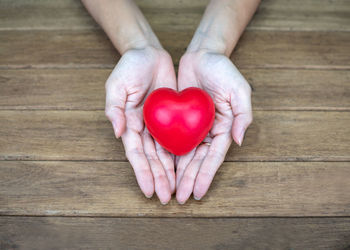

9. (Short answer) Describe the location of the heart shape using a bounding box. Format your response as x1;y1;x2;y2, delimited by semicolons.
143;87;215;155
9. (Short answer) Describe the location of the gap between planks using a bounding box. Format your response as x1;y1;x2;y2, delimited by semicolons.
1;161;350;217
2;215;350;219
2;65;350;70
0;111;349;162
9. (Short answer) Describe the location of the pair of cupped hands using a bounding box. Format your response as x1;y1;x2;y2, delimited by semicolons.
105;46;252;205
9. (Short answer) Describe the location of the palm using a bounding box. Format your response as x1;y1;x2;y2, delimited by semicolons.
176;51;253;204
105;47;177;204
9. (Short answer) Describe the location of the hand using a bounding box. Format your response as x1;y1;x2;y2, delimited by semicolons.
176;50;253;204
105;46;176;204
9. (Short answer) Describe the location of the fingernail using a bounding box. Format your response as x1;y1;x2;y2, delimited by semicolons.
161;201;168;205
145;193;153;199
177;200;185;205
112;123;120;138
193;195;201;201
238;130;245;146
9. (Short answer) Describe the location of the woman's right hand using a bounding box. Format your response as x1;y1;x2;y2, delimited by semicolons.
105;46;177;205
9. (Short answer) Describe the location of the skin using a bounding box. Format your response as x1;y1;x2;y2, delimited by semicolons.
82;0;176;205
176;0;260;204
81;0;260;205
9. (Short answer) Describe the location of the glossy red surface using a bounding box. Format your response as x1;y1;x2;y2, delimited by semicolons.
143;87;215;155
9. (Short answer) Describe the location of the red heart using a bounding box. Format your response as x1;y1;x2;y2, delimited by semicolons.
143;87;215;156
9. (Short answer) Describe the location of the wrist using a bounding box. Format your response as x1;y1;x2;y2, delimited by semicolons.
122;42;167;58
186;30;228;56
104;0;162;55
119;30;162;55
186;0;256;57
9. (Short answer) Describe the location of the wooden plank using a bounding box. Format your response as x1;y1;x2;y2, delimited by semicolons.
1;161;350;216
0;0;205;31
0;69;108;110
232;30;350;69
250;0;350;31
0;30;349;69
0;30;119;69
1;217;350;249
0;0;98;31
0;69;349;111
0;111;349;161
0;0;349;31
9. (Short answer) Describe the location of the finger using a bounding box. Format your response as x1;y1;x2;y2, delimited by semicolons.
175;135;212;188
155;141;176;194
193;132;232;200
176;144;209;204
143;131;172;205
153;51;177;89
121;129;154;198
105;79;127;138
175;148;196;189
177;56;199;91
230;84;253;146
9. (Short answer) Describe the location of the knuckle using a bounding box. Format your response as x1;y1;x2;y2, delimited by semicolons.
193;148;208;160
125;147;144;160
155;146;167;155
153;171;167;181
176;164;185;173
193;154;205;161
182;174;195;183
164;162;175;172
199;170;214;181
207;148;225;161
136;167;152;179
145;152;159;161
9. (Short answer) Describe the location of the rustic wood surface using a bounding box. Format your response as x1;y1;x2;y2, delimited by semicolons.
1;30;349;69
1;217;350;250
0;111;349;161
0;0;349;249
1;161;350;216
0;69;349;110
1;0;349;31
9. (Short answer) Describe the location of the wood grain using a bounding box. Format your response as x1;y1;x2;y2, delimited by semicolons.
0;30;118;69
0;69;108;110
0;69;349;110
1;30;349;69
0;111;349;161
0;0;349;246
0;0;349;31
1;217;350;250
250;0;350;31
1;161;350;216
231;30;350;70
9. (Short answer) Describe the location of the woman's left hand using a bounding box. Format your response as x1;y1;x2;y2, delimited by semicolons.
175;50;253;204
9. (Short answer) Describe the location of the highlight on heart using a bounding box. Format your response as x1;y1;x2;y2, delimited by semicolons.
143;87;215;156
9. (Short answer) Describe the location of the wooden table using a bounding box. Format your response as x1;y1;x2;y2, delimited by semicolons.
0;0;349;249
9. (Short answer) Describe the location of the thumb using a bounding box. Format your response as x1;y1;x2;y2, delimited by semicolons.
232;113;252;146
230;88;253;146
153;52;177;90
105;82;127;138
177;56;198;91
